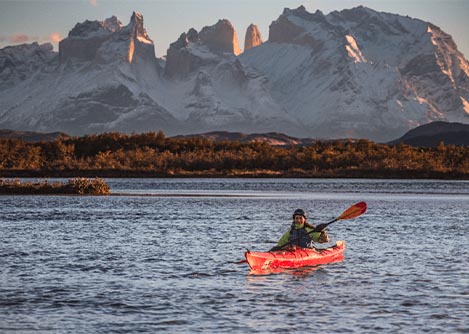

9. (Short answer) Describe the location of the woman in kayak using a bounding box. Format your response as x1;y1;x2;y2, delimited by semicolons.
272;208;329;250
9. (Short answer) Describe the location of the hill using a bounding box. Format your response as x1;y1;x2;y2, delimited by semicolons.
388;121;469;147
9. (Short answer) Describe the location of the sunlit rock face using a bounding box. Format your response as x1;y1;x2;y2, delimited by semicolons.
199;19;241;56
119;12;156;64
244;24;263;51
59;12;156;64
164;19;241;79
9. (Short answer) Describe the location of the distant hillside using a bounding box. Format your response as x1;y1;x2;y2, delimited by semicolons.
172;131;316;146
389;121;469;147
0;129;68;142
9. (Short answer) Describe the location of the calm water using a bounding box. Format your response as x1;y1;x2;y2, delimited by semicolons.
1;179;468;333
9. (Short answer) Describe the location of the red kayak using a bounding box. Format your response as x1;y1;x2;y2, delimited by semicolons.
244;241;346;271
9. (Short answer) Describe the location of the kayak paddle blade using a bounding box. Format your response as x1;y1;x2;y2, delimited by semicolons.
338;201;367;220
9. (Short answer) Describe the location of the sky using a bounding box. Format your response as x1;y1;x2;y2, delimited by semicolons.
0;0;468;59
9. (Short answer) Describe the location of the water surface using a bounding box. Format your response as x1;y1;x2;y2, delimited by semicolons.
1;179;468;333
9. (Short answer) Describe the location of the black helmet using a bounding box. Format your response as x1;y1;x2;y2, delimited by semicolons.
293;208;306;219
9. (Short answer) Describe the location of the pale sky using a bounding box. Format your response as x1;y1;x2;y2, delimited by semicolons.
0;0;468;59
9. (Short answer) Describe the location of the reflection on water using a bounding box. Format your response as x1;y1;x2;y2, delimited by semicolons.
1;178;468;333
248;262;329;276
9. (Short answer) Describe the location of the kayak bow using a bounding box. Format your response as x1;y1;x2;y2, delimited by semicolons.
244;241;345;271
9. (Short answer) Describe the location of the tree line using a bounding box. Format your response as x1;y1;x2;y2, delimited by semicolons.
1;131;468;179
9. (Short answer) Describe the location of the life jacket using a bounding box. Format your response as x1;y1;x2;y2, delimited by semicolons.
288;224;313;248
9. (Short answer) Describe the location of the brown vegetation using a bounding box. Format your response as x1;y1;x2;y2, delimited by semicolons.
0;131;468;179
0;178;110;195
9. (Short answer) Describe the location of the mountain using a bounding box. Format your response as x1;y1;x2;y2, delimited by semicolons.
1;6;468;141
389;121;469;147
240;6;469;141
0;129;67;142
0;12;180;136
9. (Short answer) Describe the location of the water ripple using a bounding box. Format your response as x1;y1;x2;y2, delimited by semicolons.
1;179;468;333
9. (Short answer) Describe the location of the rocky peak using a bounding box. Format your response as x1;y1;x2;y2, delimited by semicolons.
68;18;118;39
187;28;199;42
127;11;152;42
199;19;241;55
60;16;121;63
269;6;332;50
59;12;156;65
244;24;262;51
122;12;155;63
103;16;123;32
164;20;241;78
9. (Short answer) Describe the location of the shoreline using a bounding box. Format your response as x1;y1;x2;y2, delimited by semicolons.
0;170;467;180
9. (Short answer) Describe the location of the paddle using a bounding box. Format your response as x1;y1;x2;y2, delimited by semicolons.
273;201;367;251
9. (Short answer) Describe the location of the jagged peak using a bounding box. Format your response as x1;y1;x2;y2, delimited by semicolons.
1;42;54;53
281;5;327;24
187;28;199;42
169;28;199;50
283;6;323;16
198;18;241;55
103;16;123;32
121;11;153;48
244;23;263;51
130;11;144;24
68;16;123;39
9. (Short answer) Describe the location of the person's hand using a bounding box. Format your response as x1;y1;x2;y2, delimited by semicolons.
318;230;329;243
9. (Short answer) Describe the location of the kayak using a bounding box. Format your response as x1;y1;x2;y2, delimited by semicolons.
244;240;346;271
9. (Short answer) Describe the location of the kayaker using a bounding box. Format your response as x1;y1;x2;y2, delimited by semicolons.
272;208;329;250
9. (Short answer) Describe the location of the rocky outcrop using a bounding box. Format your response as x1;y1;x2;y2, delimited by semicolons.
59;17;120;63
164;20;241;78
59;12;156;64
269;6;330;50
164;29;205;79
244;24;262;51
122;11;155;63
199;19;241;55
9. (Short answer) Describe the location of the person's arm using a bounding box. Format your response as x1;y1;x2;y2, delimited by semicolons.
306;227;330;243
276;230;290;247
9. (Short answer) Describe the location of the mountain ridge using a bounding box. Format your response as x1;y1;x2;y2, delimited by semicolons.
1;6;468;141
2;121;468;147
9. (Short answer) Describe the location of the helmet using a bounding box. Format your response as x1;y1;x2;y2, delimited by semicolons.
293;208;306;219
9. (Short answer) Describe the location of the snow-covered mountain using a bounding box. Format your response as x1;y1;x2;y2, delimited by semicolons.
1;6;468;141
241;6;469;140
